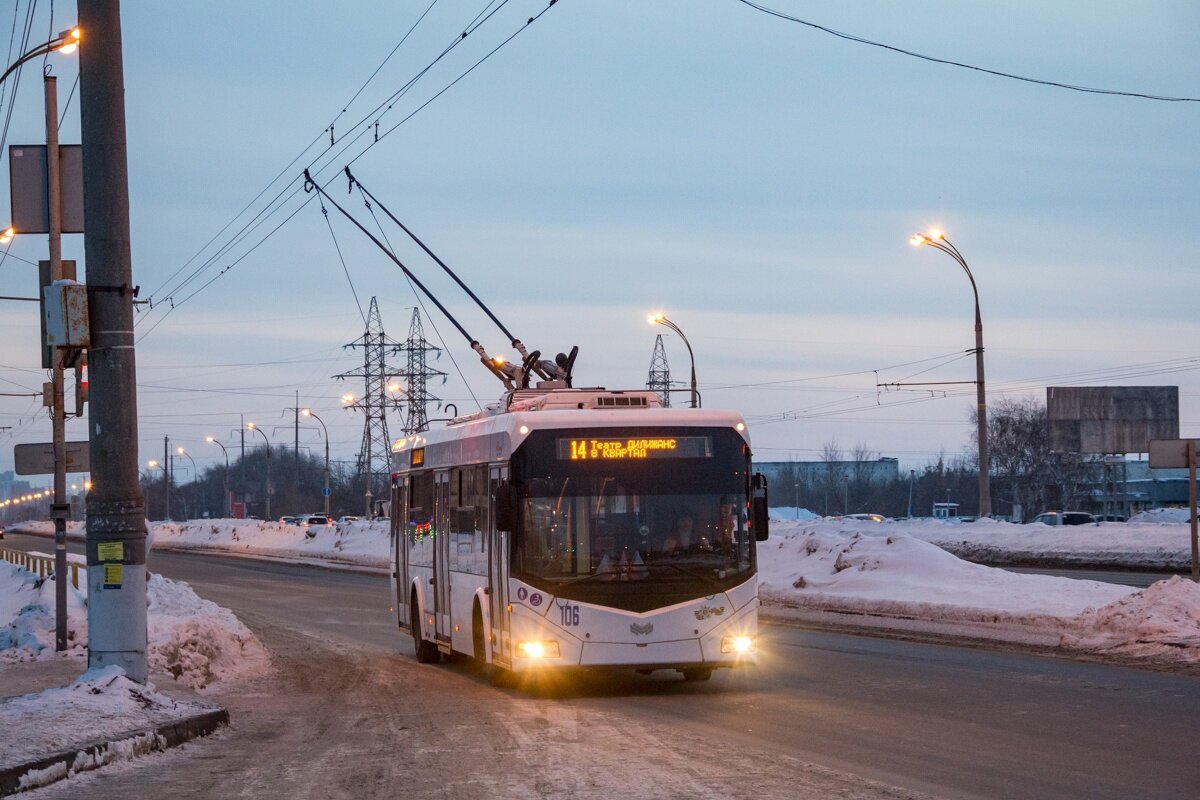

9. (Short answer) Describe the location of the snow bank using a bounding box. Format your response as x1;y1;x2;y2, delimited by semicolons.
0;665;214;788
760;525;1200;663
149;518;390;569
0;561;88;658
0;561;269;689
1066;576;1200;661
1129;507;1196;524
767;515;1198;571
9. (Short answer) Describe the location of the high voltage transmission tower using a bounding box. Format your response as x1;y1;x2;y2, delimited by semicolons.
335;297;404;516
394;308;446;435
647;333;672;408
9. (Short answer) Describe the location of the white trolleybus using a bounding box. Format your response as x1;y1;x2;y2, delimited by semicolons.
389;387;770;683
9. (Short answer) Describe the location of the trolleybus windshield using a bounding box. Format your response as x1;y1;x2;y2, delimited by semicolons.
512;427;753;610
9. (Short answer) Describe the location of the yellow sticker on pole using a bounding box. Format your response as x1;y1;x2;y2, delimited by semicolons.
102;563;123;588
97;542;124;562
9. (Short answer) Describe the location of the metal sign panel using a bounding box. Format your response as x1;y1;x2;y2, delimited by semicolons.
1149;439;1200;469
13;441;91;475
1047;386;1179;454
9;144;85;234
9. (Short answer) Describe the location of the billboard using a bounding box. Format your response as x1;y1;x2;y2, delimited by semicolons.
1047;386;1179;454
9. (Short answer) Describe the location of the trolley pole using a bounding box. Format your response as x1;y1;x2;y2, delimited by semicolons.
79;0;148;682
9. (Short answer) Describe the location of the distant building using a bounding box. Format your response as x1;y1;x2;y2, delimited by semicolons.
0;469;32;499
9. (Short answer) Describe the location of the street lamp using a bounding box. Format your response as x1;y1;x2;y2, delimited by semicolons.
206;436;231;518
0;27;81;88
176;447;198;521
301;409;331;517
648;312;698;408
147;459;168;521
247;422;272;520
910;230;992;518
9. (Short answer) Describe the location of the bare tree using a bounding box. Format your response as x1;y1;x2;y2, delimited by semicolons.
820;439;845;516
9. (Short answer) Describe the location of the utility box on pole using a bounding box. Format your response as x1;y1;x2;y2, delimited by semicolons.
43;280;90;348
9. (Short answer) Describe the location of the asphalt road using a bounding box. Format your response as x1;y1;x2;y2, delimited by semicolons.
6;532;1200;799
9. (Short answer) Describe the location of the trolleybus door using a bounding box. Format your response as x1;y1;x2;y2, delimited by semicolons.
392;475;409;631
487;464;511;664
433;470;452;646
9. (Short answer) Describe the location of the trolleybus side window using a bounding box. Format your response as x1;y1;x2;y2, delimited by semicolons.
408;470;434;569
450;465;488;575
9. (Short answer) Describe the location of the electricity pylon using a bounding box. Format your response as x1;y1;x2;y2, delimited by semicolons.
335;297;404;516
647;333;672;408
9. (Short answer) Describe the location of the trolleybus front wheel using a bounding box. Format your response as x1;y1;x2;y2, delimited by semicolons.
681;667;713;682
411;596;440;664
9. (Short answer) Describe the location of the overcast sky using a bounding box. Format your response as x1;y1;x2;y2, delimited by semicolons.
1;0;1197;489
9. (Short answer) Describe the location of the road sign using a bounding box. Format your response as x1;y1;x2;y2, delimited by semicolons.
1148;439;1200;469
9;144;84;233
322;486;331;497
14;441;90;475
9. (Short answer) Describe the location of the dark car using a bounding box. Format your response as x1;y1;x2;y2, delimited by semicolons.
1031;511;1097;526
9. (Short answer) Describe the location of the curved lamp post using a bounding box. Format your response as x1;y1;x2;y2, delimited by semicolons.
0;27;80;89
205;437;231;518
301;408;331;517
176;447;198;521
247;423;272;520
910;230;992;518
147;459;168;521
648;312;698;408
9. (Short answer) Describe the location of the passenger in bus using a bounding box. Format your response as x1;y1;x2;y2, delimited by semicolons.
662;514;697;554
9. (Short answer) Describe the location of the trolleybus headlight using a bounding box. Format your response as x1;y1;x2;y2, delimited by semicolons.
516;640;560;659
721;634;754;654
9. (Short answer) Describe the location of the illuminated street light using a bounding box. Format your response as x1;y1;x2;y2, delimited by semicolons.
301;408;331;517
247;423;273;519
910;229;992;518
0;27;80;89
206;436;231;518
648;312;698;408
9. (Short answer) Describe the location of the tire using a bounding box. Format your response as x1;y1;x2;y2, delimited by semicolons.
472;603;488;665
681;667;713;682
411;594;439;664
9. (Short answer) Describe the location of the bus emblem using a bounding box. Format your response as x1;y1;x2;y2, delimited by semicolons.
630;622;654;636
694;606;726;621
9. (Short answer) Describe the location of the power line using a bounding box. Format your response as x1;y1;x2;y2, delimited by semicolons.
136;0;538;333
734;0;1200;103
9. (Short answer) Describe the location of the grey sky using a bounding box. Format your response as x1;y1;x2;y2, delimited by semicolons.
1;0;1197;483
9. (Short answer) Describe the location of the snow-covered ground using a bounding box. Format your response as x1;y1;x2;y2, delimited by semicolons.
10;515;1200;666
785;513;1199;571
0;557;270;690
0;665;218;792
760;524;1200;663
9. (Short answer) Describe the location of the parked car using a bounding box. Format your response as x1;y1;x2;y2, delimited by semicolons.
279;515;299;525
336;515;360;527
843;513;888;523
1093;514;1127;523
1031;511;1097;526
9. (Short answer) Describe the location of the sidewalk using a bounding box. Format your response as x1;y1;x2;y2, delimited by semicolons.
0;660;227;796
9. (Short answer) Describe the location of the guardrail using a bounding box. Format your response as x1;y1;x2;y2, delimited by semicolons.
0;547;80;589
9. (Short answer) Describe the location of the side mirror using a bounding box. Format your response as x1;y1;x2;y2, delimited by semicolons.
751;473;769;541
495;482;519;533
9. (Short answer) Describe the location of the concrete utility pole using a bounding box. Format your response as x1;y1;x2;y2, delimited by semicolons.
79;0;148;683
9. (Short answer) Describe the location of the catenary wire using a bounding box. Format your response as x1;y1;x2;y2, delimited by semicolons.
734;0;1199;102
